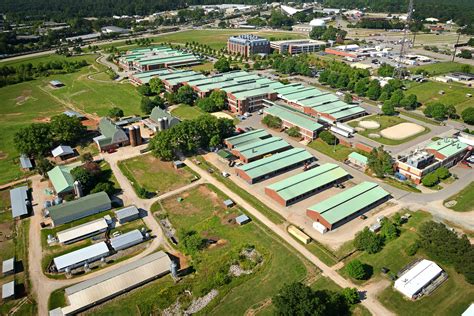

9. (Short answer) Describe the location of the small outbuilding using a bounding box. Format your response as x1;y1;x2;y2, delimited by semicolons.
10;186;30;218
394;259;444;299
110;229;144;251
2;257;15;276
63;110;85;120
235;214;251;225
370;222;381;233
173;160;185;169
223;199;235;208
50;80;64;88
347;152;368;170
51;145;75;159
114;205;140;224
2;281;15;299
19;154;33;170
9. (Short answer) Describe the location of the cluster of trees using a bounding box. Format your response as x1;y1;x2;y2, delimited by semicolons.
214;57;231;73
178;229;205;255
273;282;359;316
346;259;372;280
261;114;282;129
319;130;338;145
310;26;348;42
349;18;405;30
354;215;402;254
14;114;86;158
423;102;457;121
461;107;474;125
149;115;234;160
418;221;474;284
421;167;451;187
272;54;313;76
70;160;116;196
0;59;88;87
196;90;226;113
367;146;394;178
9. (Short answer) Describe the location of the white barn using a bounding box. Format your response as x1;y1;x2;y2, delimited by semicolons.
394;259;444;299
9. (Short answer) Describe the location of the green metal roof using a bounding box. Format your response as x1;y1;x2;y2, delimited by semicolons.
47;165;76;194
166;73;206;86
274;83;306;94
266;163;348;202
225;129;270;147
308;181;390;225
234;137;291;160
238;148;313;179
280;87;323;101
426;138;469;158
348;152;368;164
48;192;112;225
132;69;170;79
299;94;338;106
138;54;200;66
264;105;323;132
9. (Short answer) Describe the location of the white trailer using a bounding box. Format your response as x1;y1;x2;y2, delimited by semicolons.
330;126;351;138
335;122;355;134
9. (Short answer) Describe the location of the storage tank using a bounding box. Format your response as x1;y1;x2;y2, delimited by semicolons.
162;117;169;130
73;180;83;198
129;127;137;147
134;125;142;145
157;118;164;131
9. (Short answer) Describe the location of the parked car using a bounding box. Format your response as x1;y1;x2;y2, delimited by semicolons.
222;171;230;177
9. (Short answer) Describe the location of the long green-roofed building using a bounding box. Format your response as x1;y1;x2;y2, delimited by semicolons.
265;163;349;206
231;136;292;163
224;129;271;149
306;181;390;230
236;148;314;183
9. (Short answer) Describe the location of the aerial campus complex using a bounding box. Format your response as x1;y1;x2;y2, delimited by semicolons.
1;1;474;315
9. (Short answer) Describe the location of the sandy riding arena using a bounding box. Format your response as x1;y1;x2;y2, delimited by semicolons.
380;122;425;140
211;112;234;120
359;120;380;129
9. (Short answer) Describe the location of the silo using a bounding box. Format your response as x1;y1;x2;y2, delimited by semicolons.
129;127;137;147
170;261;178;278
73;180;83;198
134;125;142;145
163;117;169;130
157;118;164;131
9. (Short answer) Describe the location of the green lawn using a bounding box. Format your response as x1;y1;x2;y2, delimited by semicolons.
118;153;198;194
170;104;205;120
0;53;142;185
348;114;430;146
90;184;310;315
411;62;473;76
444;182;474;212
189;61;214;72
406;81;474;115
307;139;357;161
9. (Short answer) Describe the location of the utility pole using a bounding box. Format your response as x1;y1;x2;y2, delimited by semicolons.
452;26;466;62
394;0;414;79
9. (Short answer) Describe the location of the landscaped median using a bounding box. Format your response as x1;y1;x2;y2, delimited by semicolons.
444;182;474;212
118;153;200;198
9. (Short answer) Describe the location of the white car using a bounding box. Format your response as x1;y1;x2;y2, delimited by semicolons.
222;171;230;177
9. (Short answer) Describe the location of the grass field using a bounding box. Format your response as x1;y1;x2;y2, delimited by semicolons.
118;154;198;195
308;139;358;161
0;53;142;185
411;62;473;76
406;81;474;115
189;62;214;72
89;183;311;315
170;104;205;121
348;115;430;146
444;182;474;212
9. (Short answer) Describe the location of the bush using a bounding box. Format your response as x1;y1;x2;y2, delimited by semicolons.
406;240;420;256
346;260;370;280
341;288;360;305
435;166;450;180
261;114;282;129
319;130;338;145
380;219;399;241
286;126;301;138
354;227;384;254
461;107;474;125
422;172;439;187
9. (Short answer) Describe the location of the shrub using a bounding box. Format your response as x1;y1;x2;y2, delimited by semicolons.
341;288;360;305
346;260;370;280
435;167;450;180
354;227;384;254
380;219;399;241
422;172;439;187
262;114;282;129
406;240;420;256
461;107;474;125
286;126;301;138
319;130;338;145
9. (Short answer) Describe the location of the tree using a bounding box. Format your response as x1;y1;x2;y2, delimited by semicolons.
366;80;381;100
209;90;226;110
14;123;53;157
354;227;384;254
341;288;359;305
459;50;473;59
286;126;301;138
354;79;368;96
400;94;418;110
149;77;164;94
140;97;156;114
368;146;393;178
422;172;439;187
378;63;395;77
262;115;282;129
90;181;115;196
80;152;93;163
445;104;457;119
344;93;353;104
461;107;474;125
137;84;153;96
380;219;399;241
424;102;447;121
71;165;96;194
346;260;369;280
196;97;218;113
390;89;404;107
108;107;124;119
36;156;54;177
378;91;389;102
176;85;196;105
319;130;338;145
214;57;231;73
435;166;450;179
382;100;396;115
178;230;204;255
50;114;86;145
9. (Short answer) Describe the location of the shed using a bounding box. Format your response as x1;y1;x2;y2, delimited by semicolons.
2;257;14;276
63;110;85;119
114;205;140;224
56;218;109;244
50;80;64;88
110;229;144;251
173;160;185;169
2;281;15;299
10;186;30;218
51;145;75;158
20;154;33;170
347;152;368;169
235;214;251;225
370;222;381;233
394;259;444;299
53;242;110;272
223;199;235;208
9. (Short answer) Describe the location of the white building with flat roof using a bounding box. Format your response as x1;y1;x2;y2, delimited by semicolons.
394;259;444;299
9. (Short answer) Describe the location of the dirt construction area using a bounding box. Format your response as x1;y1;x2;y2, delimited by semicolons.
380;122;425;140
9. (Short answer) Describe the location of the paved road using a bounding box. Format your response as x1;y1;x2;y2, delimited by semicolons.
183;158;396;316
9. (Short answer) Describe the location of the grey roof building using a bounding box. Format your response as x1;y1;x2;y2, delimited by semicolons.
19;154;33;170
224;199;235;208
2;281;15;299
114;206;140;224
53;242;110;272
236;214;251;225
94;118;129;151
2;257;14;275
10;186;30;218
143;107;180;132
110;229;144;251
47;192;112;226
